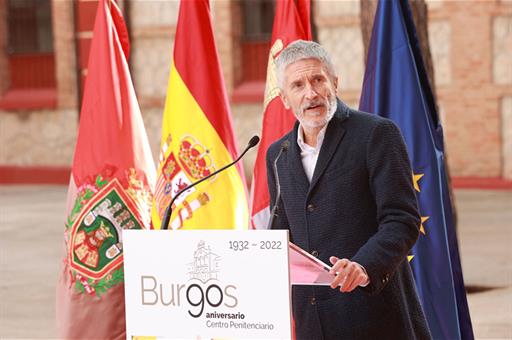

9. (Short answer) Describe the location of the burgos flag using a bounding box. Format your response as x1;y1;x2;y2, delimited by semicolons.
56;0;156;338
251;0;312;228
152;0;248;230
359;0;474;339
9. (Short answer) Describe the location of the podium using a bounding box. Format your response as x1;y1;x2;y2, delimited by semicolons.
123;230;293;339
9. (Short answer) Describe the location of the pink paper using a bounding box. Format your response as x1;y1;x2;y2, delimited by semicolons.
289;242;335;285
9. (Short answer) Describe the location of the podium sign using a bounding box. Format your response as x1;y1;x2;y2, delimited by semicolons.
123;230;292;339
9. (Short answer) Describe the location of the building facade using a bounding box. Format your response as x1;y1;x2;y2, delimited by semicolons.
0;0;511;187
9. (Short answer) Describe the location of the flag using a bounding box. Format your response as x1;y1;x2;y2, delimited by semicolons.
152;0;248;230
56;0;156;338
251;0;312;229
359;0;473;339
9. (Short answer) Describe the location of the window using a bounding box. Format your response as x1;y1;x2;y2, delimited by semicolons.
1;0;56;109
232;0;274;102
241;0;274;82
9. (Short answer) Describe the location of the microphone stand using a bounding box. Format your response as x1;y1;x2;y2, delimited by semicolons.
267;140;289;229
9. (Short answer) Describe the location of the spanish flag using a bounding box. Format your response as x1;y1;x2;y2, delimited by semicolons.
152;0;248;230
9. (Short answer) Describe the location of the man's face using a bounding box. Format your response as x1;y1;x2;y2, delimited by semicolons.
280;58;338;130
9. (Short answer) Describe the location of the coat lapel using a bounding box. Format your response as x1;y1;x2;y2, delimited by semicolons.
308;104;349;195
282;100;350;198
285;122;310;195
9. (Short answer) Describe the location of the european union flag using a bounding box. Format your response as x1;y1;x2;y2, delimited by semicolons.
359;0;474;339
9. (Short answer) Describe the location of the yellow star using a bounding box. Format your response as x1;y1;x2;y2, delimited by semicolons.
419;216;430;235
407;255;415;262
413;172;424;192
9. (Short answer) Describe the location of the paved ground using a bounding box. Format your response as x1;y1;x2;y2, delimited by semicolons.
0;186;511;339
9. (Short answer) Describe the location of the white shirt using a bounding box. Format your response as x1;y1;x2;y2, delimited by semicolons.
296;124;328;182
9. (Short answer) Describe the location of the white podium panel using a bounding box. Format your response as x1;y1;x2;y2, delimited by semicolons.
123;230;292;339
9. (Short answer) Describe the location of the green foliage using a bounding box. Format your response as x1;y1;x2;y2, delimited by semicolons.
72;269;124;296
96;175;108;189
74;274;85;294
65;188;96;229
94;269;124;296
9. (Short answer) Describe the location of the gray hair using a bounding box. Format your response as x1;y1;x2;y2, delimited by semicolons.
275;40;336;89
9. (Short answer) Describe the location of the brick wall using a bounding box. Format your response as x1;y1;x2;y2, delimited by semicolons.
313;0;512;180
103;0;512;181
431;1;512;179
53;0;78;109
1;0;510;184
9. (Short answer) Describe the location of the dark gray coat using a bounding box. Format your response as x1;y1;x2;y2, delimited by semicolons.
266;102;431;340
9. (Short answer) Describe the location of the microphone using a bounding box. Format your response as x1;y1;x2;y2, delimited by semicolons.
161;135;260;230
267;140;289;229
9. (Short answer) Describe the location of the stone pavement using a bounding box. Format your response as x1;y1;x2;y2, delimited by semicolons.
0;186;511;339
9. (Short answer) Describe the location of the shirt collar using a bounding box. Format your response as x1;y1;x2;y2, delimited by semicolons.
297;123;328;153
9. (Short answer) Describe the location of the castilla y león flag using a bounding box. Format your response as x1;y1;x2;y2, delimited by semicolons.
56;0;156;338
151;0;248;230
250;0;312;229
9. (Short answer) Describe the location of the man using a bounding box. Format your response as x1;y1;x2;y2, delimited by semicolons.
267;40;431;339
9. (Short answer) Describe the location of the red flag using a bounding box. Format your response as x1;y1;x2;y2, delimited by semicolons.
250;0;312;228
56;0;155;338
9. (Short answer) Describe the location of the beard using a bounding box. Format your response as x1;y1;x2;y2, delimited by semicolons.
294;94;337;130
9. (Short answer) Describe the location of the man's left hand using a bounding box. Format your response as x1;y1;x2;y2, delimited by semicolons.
329;256;369;293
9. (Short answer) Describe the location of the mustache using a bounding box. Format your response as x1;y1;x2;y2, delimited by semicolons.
301;99;327;111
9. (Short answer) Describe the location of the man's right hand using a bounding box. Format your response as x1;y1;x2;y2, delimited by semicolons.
329;256;369;293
